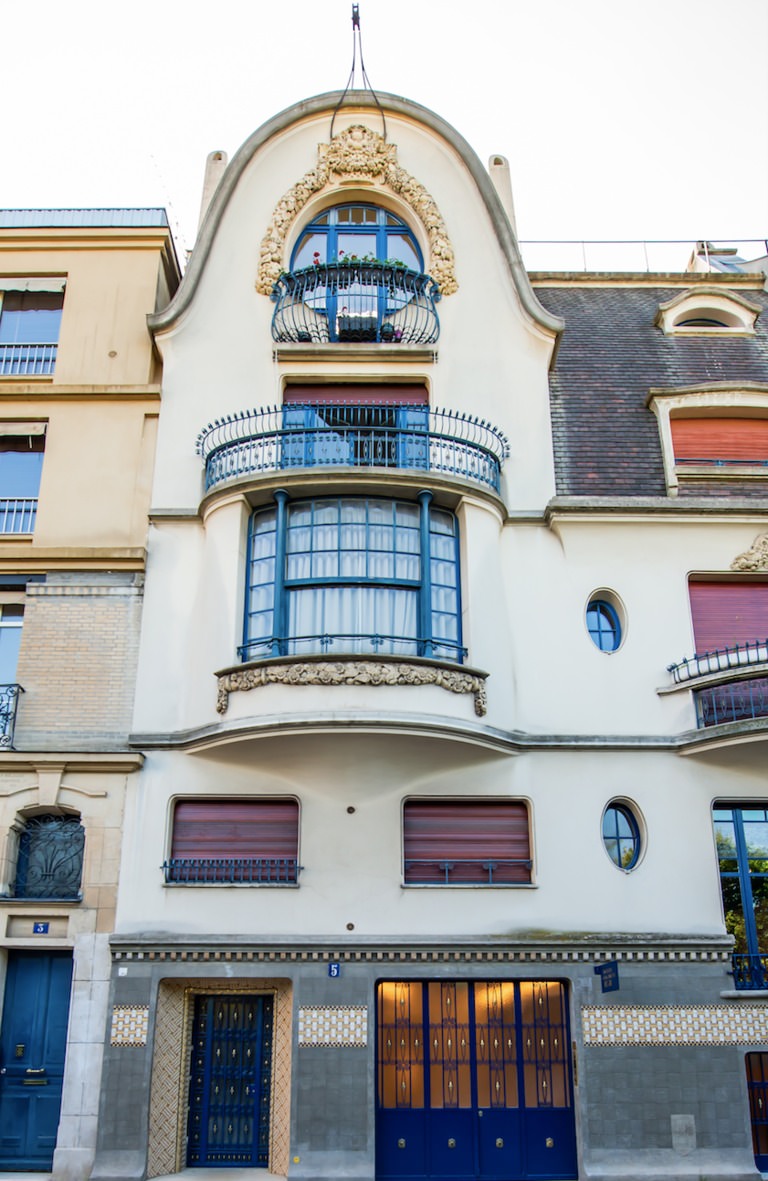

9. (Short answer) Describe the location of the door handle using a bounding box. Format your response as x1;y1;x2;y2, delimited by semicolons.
496;1139;504;1148
25;1068;45;1075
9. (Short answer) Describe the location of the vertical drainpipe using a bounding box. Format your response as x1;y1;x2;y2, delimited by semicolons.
418;489;433;658
273;490;289;657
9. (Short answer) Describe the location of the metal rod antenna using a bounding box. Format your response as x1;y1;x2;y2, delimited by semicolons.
330;4;387;142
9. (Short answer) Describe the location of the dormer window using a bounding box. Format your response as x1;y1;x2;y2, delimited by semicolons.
655;286;760;336
271;203;440;345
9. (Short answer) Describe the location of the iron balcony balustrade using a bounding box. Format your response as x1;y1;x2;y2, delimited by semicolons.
197;404;508;495
0;498;37;534
732;953;768;991
404;858;533;885
668;640;768;729
0;684;22;749
162;857;301;884
239;631;467;664
270;260;440;345
0;343;57;376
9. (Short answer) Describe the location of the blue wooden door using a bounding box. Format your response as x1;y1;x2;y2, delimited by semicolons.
187;994;274;1168
0;951;73;1169
377;981;577;1181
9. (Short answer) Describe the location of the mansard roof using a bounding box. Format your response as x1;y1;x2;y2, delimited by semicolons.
536;278;768;497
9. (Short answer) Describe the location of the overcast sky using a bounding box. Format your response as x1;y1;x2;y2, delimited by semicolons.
4;0;766;267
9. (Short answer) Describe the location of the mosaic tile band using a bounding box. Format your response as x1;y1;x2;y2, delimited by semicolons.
582;1003;768;1047
298;1004;368;1047
110;1004;150;1047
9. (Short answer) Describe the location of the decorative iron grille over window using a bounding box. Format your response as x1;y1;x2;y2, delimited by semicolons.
13;814;85;899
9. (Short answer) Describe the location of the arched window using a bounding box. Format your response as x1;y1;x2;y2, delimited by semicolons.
243;494;463;664
272;204;439;345
13;813;85;899
291;204;422;271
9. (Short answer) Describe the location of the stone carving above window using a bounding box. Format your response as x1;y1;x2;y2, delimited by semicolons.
732;533;768;572
216;657;487;717
256;125;457;297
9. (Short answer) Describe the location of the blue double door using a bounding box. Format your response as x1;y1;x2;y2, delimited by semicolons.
377;980;577;1181
0;951;73;1169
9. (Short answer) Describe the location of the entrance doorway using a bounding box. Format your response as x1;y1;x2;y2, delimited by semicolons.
376;980;577;1181
0;951;73;1169
187;993;274;1167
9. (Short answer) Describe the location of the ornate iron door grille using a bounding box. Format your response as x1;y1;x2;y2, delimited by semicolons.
187;994;274;1168
376;980;576;1181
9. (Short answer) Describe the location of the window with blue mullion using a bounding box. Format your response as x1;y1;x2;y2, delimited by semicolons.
713;806;768;982
243;494;462;663
291;205;423;341
280;403;428;471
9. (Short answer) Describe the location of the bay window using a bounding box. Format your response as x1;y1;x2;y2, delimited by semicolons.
242;493;463;663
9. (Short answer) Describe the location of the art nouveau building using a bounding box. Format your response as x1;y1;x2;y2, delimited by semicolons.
82;93;768;1181
0;210;179;1180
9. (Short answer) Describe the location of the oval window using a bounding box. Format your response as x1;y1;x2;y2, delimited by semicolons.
602;803;641;871
586;598;622;652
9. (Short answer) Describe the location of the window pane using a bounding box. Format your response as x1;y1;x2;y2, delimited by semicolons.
293;232;326;269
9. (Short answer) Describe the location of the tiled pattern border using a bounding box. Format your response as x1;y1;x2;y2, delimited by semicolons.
147;978;292;1178
298;1004;368;1047
110;1003;149;1047
115;945;729;965
583;1004;768;1047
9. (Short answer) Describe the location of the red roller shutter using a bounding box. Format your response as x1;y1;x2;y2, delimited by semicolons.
403;800;531;885
672;418;768;463
689;582;768;652
171;799;299;860
283;384;428;406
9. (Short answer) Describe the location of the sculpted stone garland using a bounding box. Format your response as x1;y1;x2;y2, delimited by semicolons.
256;124;457;298
731;532;768;571
217;659;487;717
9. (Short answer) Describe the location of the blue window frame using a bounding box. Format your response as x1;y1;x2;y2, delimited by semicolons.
713;805;768;988
602;803;640;870
243;493;463;663
586;598;621;651
0;292;63;376
289;205;423;343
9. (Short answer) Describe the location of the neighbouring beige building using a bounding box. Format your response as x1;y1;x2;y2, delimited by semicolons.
0;210;179;1181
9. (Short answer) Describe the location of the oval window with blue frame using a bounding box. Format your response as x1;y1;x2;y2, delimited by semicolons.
602;802;641;871
586;597;622;652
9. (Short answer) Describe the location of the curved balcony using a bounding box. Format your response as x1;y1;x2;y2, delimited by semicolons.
668;640;768;729
270;261;440;345
197;403;509;495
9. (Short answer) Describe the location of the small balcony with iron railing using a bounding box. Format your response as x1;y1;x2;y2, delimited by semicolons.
271;261;440;345
667;640;768;731
0;499;37;534
0;344;57;376
197;403;509;496
162;858;302;885
0;684;23;750
731;953;768;991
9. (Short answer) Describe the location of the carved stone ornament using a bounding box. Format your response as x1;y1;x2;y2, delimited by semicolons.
731;533;768;571
256;124;457;298
217;659;487;717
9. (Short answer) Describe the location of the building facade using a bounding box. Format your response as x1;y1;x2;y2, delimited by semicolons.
4;97;766;1181
0;209;179;1180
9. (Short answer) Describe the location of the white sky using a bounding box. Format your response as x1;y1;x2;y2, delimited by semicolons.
4;0;766;266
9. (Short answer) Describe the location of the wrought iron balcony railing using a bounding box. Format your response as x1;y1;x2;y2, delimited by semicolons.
0;498;37;534
732;953;768;990
197;404;508;495
404;858;533;885
239;630;467;664
0;684;22;749
0;343;57;376
668;639;768;683
162;857;301;884
668;642;768;729
271;261;440;345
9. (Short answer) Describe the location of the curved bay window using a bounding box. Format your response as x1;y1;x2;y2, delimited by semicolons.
243;493;463;663
12;813;85;899
272;204;440;344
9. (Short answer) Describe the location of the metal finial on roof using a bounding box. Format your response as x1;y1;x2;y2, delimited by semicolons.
330;3;387;142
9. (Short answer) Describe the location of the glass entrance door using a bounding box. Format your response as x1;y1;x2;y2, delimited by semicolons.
376;981;576;1181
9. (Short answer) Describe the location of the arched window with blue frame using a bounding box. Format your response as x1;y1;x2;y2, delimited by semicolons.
272;204;439;345
243;493;463;664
